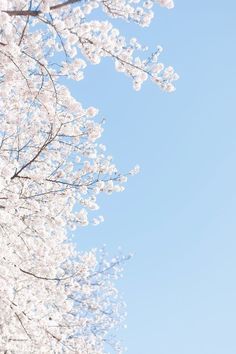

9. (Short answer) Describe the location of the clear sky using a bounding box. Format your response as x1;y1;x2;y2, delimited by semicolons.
71;1;236;353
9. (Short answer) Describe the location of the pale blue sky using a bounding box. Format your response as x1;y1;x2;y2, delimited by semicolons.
72;1;236;353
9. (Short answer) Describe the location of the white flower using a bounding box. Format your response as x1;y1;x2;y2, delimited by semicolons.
129;164;140;175
87;106;99;117
157;0;174;9
77;208;89;226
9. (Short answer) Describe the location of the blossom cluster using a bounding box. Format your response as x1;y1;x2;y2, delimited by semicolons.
0;0;178;92
0;71;132;352
0;0;177;352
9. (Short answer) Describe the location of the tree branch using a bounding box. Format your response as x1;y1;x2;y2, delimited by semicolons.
3;0;82;17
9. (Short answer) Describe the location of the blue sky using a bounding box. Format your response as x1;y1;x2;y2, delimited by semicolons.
72;1;236;353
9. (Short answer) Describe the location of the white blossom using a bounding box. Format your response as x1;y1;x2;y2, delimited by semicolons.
0;0;177;352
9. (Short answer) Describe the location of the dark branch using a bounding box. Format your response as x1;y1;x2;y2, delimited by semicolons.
3;0;81;17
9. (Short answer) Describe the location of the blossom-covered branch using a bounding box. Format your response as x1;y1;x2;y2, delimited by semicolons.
0;0;177;352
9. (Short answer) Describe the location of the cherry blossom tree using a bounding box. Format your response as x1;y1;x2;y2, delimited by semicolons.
0;0;178;352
